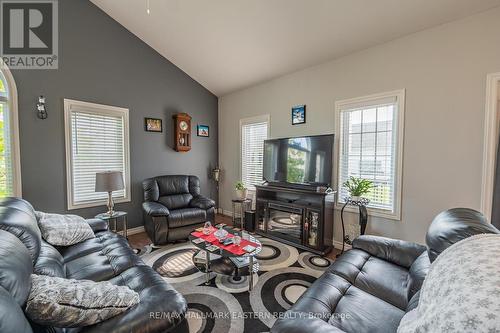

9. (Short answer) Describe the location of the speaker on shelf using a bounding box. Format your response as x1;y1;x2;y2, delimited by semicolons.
245;210;256;232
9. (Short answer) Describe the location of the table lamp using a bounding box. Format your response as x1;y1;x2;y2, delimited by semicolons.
95;171;124;216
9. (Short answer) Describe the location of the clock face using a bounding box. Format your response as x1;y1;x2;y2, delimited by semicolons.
179;120;189;131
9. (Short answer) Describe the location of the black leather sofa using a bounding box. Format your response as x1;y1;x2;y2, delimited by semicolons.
142;175;215;245
0;197;188;333
271;208;500;333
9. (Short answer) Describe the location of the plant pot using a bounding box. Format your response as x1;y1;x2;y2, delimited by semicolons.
350;196;361;202
235;189;248;199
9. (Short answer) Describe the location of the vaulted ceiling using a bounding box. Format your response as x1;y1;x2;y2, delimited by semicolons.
91;0;500;96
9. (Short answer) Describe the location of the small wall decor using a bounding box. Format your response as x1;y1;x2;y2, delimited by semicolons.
292;105;306;125
144;118;162;132
197;125;209;137
36;96;48;119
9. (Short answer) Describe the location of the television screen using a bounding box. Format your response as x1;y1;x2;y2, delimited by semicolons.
263;134;334;186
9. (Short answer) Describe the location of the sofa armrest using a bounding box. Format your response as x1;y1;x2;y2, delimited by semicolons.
352;235;426;268
86;218;109;233
142;202;170;217
189;196;215;210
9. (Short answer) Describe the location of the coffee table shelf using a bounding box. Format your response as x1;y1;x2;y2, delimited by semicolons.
189;227;261;291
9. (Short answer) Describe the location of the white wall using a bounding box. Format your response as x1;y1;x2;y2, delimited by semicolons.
219;7;500;244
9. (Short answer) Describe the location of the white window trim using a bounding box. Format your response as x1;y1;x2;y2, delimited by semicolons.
64;99;131;210
0;63;22;197
334;89;405;220
239;114;270;192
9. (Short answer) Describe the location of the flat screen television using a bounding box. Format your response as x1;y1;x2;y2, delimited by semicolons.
263;134;334;187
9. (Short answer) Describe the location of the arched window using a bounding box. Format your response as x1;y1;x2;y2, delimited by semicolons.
0;66;21;197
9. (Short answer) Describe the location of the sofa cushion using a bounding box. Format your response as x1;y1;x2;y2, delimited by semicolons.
0;206;42;262
26;274;139;328
327;249;409;310
57;231;122;262
329;286;405;333
168;208;207;228
36;212;95;246
159;193;193;210
279;271;405;333
85;265;187;333
157;175;190;196
190;196;215;210
351;256;409;310
62;231;143;281
34;241;66;278
0;230;33;306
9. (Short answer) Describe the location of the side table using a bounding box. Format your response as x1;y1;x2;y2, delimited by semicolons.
337;198;369;257
95;211;128;239
231;198;252;230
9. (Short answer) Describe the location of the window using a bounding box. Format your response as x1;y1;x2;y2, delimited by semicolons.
336;90;405;219
0;67;21;197
64;99;130;209
240;115;269;190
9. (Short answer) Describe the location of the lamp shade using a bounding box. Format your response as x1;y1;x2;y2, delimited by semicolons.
95;171;124;192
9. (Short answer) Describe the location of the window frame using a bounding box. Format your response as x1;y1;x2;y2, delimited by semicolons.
239;114;270;191
0;64;22;197
64;99;131;210
334;89;405;220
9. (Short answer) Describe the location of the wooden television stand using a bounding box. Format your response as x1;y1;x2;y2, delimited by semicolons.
254;184;335;255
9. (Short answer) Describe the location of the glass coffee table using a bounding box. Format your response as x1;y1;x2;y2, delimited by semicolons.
189;226;262;291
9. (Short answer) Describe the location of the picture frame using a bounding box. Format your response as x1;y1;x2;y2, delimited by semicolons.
144;118;162;132
292;105;306;125
197;125;209;137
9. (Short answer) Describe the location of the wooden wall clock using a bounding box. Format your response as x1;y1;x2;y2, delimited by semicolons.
173;113;192;152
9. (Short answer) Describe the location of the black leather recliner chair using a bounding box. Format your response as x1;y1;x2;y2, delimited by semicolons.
142;175;215;245
0;197;188;333
271;208;500;333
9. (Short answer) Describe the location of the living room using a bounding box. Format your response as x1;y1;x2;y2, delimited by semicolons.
0;0;499;332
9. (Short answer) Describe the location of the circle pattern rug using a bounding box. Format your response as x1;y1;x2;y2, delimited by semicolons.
140;235;333;333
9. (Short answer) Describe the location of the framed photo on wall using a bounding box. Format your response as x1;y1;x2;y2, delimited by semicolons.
197;125;209;137
145;118;162;132
292;105;306;125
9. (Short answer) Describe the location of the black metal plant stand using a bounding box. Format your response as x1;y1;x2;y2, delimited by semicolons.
337;197;369;257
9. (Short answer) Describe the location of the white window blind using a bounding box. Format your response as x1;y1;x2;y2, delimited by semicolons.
241;117;269;190
65;100;130;209
0;99;13;197
337;91;404;218
0;70;19;198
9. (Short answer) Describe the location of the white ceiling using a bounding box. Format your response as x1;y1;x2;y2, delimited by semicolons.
91;0;500;96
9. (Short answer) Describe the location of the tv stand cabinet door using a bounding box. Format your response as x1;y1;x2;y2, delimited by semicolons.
256;199;268;233
304;208;322;250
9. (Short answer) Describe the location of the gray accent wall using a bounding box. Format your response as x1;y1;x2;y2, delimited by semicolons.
11;0;218;229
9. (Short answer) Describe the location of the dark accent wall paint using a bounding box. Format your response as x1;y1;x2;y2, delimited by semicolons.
11;0;218;229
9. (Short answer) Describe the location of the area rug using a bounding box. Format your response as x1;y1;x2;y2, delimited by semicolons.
139;235;333;333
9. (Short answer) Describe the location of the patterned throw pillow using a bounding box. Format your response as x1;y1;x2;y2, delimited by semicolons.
26;274;140;327
35;211;95;246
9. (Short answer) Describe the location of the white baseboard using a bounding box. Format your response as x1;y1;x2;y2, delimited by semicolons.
221;209;233;217
333;240;352;251
116;225;145;236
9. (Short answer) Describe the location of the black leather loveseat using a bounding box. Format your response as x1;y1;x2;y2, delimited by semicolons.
0;197;188;333
271;208;500;333
142;175;215;245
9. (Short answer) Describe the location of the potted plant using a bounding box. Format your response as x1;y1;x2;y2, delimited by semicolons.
342;176;373;202
235;181;248;199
